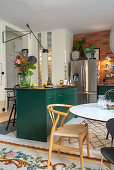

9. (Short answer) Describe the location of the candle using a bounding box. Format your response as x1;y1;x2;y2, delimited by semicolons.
64;50;66;63
40;50;42;57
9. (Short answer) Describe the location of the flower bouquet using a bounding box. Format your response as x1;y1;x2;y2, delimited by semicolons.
11;53;37;88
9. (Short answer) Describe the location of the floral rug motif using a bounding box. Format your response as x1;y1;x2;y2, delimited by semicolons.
0;147;75;170
0;143;109;170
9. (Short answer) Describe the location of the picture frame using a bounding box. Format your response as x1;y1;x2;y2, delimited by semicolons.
86;48;100;60
112;64;114;70
22;49;28;57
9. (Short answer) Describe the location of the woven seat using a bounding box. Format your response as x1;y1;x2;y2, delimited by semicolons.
47;104;89;170
54;124;87;138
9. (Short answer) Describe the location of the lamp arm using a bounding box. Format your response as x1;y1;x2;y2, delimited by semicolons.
26;24;48;53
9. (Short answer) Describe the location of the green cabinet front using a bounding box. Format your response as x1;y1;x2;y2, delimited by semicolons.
97;86;114;100
17;90;47;142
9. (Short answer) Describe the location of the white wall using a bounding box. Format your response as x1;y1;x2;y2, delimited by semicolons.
52;30;65;85
28;34;38;85
52;29;73;85
40;32;48;85
0;21;6;113
65;30;73;78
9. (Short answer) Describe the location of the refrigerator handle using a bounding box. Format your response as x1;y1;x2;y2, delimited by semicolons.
81;65;83;85
83;64;85;88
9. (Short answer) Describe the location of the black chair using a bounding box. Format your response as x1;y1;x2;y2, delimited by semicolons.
7;90;16;109
100;118;114;169
6;85;19;131
105;89;114;102
7;85;19;109
6;102;16;131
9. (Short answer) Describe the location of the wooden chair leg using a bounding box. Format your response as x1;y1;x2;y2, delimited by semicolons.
47;134;54;170
86;133;90;157
58;136;61;154
79;134;84;170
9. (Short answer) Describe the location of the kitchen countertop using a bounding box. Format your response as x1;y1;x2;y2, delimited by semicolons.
5;85;77;91
98;84;114;86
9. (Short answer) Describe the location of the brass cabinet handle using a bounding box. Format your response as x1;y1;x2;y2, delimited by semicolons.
67;93;72;95
48;96;55;99
59;94;64;97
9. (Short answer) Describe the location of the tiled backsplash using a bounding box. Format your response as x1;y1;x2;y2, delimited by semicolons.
73;30;114;85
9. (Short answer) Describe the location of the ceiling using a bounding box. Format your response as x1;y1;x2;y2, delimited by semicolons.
0;0;114;33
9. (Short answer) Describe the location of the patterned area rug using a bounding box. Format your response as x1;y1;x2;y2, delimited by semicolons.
0;118;111;169
0;142;109;170
83;119;111;150
0;118;111;159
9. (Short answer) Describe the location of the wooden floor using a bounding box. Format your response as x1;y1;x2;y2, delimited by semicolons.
0;108;13;123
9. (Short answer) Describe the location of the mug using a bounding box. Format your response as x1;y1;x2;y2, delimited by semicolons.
64;80;67;84
60;80;63;84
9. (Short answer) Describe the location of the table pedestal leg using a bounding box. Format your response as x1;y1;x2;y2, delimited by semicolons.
111;143;114;170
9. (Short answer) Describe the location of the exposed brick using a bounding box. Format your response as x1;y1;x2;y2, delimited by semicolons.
73;30;114;84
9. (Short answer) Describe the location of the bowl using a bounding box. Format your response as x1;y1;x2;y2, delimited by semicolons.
106;104;114;110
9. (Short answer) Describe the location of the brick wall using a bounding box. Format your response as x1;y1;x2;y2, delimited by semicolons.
73;30;114;85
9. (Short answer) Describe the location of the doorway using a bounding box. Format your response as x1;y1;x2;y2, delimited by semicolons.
5;26;22;88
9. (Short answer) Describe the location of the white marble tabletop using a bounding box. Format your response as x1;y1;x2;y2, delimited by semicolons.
70;103;114;122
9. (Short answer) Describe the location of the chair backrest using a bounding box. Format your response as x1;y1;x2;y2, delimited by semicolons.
106;118;114;139
105;89;114;102
14;84;20;88
14;84;20;96
47;104;73;131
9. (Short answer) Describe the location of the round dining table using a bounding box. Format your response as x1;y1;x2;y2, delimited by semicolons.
70;103;114;169
70;103;114;122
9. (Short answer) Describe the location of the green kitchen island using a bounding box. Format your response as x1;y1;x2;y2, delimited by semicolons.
5;86;78;142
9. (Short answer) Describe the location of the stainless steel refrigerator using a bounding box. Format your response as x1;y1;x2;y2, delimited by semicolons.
71;60;97;104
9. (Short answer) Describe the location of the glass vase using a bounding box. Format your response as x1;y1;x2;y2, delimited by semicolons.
19;74;31;88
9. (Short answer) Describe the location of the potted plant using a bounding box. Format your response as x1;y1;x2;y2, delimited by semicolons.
72;37;86;60
83;42;96;59
11;52;37;88
89;43;96;59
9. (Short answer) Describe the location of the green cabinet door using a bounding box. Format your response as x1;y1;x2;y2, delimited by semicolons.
65;87;78;123
64;88;72;105
46;90;56;136
56;89;66;104
70;87;78;105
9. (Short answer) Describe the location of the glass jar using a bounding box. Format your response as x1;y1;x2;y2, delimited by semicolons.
19;74;31;88
97;95;105;107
